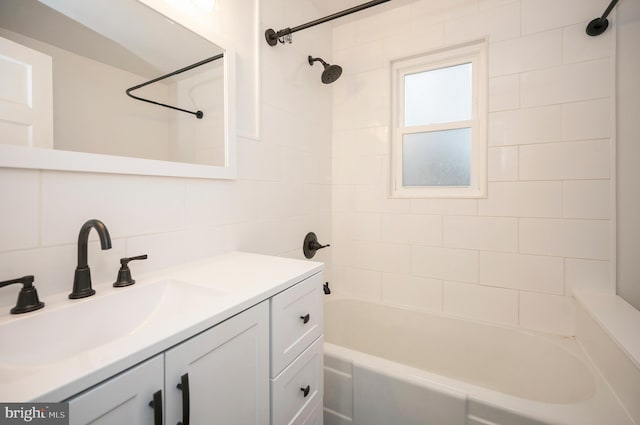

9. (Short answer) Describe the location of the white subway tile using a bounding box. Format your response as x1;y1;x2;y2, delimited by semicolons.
565;259;611;294
519;292;576;336
519;140;611;181
444;281;518;326
412;246;478;283
489;29;562;77
331;239;357;267
354;69;389;102
563;22;613;64
238;138;284;181
332;213;381;241
381;214;442;246
333;95;387;131
563;99;612;141
443;216;518;252
391;22;445;59
333;23;357;51
354;6;412;45
489;74;520;112
356;184;411;213
356;241;411;273
410;198;477;215
355;126;389;157
332;129;357;158
489;105;562;146
563;180;611;219
521;0;605;35
520;59;612;107
0;169;39;251
334;41;388;76
185;180;237;226
382;273;443;312
410;0;477;24
40;172;185;246
332;185;357;212
479;181;562;218
480;252;564;294
519;218;610;260
445;2;520;44
488;146;518;181
331;265;382;301
127;226;229;275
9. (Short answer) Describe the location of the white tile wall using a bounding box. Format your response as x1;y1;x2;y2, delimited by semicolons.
443;281;518;326
331;0;614;336
519;292;576;335
381;273;443;312
479;252;564;294
519;140;611;180
487;147;518;181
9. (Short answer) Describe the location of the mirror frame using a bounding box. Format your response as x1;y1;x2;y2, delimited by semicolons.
0;4;237;180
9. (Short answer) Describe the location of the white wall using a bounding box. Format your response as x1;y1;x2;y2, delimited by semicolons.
330;0;615;336
0;0;332;308
616;0;640;310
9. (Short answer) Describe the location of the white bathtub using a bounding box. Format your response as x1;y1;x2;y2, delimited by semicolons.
323;298;633;425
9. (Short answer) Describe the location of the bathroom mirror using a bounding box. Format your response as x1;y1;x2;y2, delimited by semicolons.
0;0;236;179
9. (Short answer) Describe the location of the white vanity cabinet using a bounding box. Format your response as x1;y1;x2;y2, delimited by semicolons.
55;253;324;425
67;301;269;425
270;272;324;425
164;300;269;425
67;355;164;425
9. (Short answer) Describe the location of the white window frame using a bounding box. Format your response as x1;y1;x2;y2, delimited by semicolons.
390;39;488;198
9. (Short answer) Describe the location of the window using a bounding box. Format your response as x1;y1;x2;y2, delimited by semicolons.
390;40;487;198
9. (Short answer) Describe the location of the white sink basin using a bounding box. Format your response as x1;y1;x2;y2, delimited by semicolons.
0;279;227;366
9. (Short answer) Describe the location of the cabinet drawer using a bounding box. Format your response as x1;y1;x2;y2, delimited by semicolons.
271;272;323;376
300;399;323;425
271;337;323;425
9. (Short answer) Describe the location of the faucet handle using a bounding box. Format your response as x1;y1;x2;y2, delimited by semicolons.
0;275;45;314
113;255;148;287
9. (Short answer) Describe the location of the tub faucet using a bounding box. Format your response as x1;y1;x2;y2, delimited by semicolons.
69;219;112;299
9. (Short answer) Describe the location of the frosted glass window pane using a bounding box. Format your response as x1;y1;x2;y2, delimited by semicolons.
404;63;472;127
402;128;471;187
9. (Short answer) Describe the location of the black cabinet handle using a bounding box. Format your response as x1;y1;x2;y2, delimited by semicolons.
176;373;190;425
300;385;310;397
300;313;310;324
148;390;162;425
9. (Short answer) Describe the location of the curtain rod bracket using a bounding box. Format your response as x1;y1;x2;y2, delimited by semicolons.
265;0;390;47
126;53;223;118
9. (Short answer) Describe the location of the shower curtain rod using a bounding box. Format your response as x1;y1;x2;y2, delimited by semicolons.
126;53;223;119
586;0;619;36
265;0;391;46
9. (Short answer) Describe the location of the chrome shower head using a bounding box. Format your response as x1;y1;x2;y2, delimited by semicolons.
308;56;342;84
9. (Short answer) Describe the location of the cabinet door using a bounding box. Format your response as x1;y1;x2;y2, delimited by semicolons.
67;355;163;425
165;301;270;425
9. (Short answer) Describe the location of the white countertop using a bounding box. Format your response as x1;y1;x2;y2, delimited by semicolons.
0;251;323;402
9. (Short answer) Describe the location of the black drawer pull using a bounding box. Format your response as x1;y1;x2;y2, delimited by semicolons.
300;314;310;324
300;385;310;397
177;373;190;425
148;390;162;425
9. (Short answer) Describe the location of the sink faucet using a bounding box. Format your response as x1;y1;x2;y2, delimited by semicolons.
69;219;112;299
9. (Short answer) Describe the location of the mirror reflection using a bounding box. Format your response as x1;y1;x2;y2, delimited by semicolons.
0;0;227;167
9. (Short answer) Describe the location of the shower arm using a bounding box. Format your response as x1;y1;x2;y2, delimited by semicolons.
265;0;390;46
586;0;620;36
125;53;224;119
